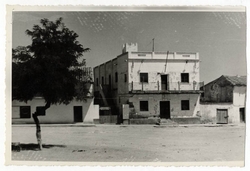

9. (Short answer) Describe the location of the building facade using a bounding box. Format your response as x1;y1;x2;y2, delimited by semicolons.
200;75;246;124
94;43;203;124
12;96;99;124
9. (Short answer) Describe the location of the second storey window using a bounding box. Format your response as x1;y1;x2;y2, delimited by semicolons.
102;76;104;85
109;75;111;85
140;73;148;83
181;73;189;83
115;72;118;82
124;74;127;82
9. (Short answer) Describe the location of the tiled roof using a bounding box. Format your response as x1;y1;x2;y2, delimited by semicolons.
223;75;247;86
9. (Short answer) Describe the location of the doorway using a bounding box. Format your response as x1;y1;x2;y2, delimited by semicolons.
239;108;245;123
161;75;168;90
74;106;83;122
216;109;228;124
160;101;170;119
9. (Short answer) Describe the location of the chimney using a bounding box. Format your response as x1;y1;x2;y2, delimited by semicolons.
122;43;138;53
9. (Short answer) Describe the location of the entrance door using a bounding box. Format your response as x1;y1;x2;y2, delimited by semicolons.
216;109;228;124
160;101;170;119
161;75;168;90
239;108;245;123
74;106;83;122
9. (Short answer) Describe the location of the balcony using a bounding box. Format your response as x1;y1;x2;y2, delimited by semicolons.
128;81;204;94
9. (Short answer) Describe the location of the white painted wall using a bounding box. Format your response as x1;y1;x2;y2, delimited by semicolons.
93;46;201;120
129;94;200;118
94;51;200;93
233;86;246;106
128;59;200;91
200;103;241;123
12;98;99;124
129;52;199;60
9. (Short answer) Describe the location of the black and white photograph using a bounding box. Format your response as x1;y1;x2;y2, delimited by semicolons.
5;5;247;167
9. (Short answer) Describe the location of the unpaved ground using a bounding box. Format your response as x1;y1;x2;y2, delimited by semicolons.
11;124;245;162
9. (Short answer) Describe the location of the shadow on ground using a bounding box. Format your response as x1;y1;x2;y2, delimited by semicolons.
12;143;66;151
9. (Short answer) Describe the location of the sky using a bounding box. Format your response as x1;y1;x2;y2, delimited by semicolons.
12;10;246;84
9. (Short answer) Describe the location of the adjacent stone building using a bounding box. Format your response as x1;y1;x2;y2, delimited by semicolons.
200;75;246;124
94;43;203;124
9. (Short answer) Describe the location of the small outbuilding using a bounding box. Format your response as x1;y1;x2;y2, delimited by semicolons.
12;83;99;124
200;75;246;124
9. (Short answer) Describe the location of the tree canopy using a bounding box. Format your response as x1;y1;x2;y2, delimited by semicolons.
12;18;90;106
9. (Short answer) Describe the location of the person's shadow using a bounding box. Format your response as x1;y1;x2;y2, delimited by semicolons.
12;143;66;151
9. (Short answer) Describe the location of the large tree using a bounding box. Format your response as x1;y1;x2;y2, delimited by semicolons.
12;18;90;150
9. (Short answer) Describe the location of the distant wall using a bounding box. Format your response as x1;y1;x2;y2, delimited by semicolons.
200;103;242;123
202;82;233;103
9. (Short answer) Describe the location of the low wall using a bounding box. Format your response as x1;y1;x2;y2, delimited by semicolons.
172;117;201;124
130;118;159;125
99;115;117;124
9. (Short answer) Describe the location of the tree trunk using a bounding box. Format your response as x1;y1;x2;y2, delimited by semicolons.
32;112;42;150
32;102;51;150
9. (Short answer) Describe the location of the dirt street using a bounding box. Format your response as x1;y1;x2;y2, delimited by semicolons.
11;124;245;162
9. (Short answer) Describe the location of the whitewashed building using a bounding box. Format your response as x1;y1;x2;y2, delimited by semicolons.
200;75;246;124
94;43;203;124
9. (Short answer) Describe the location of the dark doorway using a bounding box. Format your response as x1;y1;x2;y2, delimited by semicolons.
160;101;170;119
74;106;83;122
216;109;228;124
161;75;168;90
240;108;245;123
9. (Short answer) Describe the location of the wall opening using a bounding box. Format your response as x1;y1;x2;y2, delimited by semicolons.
74;106;83;122
181;100;190;110
140;73;148;83
216;109;228;124
181;73;189;83
161;75;168;90
160;101;170;119
239;107;245;123
140;101;148;111
20;106;31;118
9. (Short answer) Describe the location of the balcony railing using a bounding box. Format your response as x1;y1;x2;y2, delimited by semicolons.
129;81;204;92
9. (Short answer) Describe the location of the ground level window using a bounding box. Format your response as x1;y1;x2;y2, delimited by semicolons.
20;106;31;118
36;106;46;116
102;76;104;85
181;100;190;110
140;101;149;111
